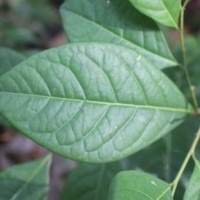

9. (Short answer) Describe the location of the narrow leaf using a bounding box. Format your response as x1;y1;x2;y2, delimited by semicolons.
61;162;121;200
184;157;200;200
108;170;173;200
128;0;181;28
0;43;192;163
0;155;51;200
60;0;176;69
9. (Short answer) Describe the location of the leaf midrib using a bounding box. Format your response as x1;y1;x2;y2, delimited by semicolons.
156;186;171;199
64;9;176;65
0;91;192;113
9;156;49;200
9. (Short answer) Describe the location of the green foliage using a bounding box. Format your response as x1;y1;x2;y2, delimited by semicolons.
0;0;200;199
0;48;25;126
183;157;200;200
0;48;25;76
0;155;51;200
60;0;176;69
61;162;122;200
0;43;191;162
171;36;200;104
128;0;181;28
0;0;59;47
108;171;173;199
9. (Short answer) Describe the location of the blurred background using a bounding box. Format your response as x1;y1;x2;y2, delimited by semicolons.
0;0;200;199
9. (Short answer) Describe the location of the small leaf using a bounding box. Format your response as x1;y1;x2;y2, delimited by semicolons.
61;162;122;200
184;157;200;200
0;155;51;200
60;0;176;69
128;0;181;28
0;48;25;127
108;170;173;200
0;43;192;162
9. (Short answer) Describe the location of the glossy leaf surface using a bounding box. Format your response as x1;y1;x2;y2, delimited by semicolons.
61;162;121;200
184;157;200;200
0;155;51;200
108;170;173;199
60;0;176;69
0;43;191;162
129;0;181;28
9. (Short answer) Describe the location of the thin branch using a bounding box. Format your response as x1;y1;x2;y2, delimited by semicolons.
171;129;200;196
179;2;199;112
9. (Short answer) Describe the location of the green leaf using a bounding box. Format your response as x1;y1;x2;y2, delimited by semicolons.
0;47;25;76
126;117;199;200
0;155;51;200
166;36;200;105
128;0;181;29
184;157;200;200
0;48;25;127
0;43;191;162
61;162;122;200
108;170;173;200
60;0;176;69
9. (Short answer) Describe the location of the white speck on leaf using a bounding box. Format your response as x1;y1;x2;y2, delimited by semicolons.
106;0;110;4
151;181;157;186
136;54;142;61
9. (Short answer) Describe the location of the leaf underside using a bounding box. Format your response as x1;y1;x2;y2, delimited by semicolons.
108;171;173;200
128;0;181;28
60;0;176;69
0;43;191;162
0;156;51;200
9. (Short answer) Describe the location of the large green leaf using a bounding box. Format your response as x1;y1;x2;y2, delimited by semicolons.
129;0;181;28
61;162;122;200
108;170;173;199
0;155;51;200
0;43;192;162
0;47;25;76
60;0;176;69
0;47;25;127
184;157;200;200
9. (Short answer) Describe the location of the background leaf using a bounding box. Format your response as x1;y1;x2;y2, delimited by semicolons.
108;170;173;200
128;0;181;28
0;43;191;163
0;155;51;200
165;35;200;105
60;0;176;69
61;162;122;200
126;117;200;200
0;48;25;127
0;47;25;76
183;157;200;200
